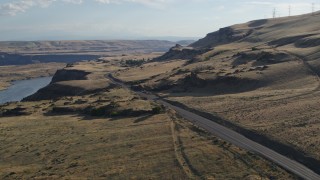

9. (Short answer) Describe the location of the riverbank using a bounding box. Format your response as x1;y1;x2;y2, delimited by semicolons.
0;76;52;104
0;63;65;90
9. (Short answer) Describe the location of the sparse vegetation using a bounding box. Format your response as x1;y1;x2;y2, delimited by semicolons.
2;10;320;179
113;12;320;168
0;91;296;179
121;59;146;67
0;57;296;179
151;105;165;114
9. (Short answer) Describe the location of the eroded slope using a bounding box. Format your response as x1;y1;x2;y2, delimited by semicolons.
115;12;320;165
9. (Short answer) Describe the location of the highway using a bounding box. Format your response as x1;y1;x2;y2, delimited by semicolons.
107;74;320;180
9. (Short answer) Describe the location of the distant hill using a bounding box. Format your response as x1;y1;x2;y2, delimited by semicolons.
0;40;177;65
176;40;196;46
0;40;177;55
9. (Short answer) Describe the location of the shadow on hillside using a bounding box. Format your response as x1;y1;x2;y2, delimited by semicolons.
163;78;266;98
164;99;320;175
248;19;268;27
43;110;157;123
133;115;153;123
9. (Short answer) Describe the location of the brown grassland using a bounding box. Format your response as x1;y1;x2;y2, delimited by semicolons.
2;12;320;179
0;58;296;179
115;13;320;163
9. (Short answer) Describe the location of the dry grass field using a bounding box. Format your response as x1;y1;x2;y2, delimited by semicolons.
166;89;320;160
116;60;186;83
3;12;320;178
0;86;295;179
0;55;296;179
115;12;320;165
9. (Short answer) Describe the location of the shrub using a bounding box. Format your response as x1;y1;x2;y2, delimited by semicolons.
252;47;258;51
123;59;145;67
151;106;164;114
109;101;119;108
110;111;120;117
90;107;106;116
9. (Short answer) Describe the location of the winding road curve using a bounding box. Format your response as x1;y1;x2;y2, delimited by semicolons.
107;74;320;180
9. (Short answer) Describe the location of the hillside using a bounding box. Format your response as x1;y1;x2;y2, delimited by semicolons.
1;10;320;179
3;2;319;179
119;11;320;92
114;11;320;173
191;12;320;49
0;56;296;179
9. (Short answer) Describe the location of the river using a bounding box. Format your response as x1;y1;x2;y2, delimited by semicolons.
0;76;52;104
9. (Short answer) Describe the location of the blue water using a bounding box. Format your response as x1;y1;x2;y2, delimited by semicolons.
0;76;52;104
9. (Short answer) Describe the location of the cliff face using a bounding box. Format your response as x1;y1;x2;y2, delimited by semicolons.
154;44;210;61
23;83;86;101
154;26;254;61
24;67;111;101
51;69;90;83
191;27;253;49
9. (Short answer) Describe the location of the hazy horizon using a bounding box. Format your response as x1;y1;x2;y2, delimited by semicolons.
0;36;200;42
0;0;319;41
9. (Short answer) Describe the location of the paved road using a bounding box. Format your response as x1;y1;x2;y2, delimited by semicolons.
107;74;320;180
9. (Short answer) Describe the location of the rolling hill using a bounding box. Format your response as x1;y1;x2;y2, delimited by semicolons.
1;11;320;179
114;11;320;173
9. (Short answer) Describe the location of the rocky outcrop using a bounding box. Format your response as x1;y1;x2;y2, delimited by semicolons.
191;27;253;48
295;35;320;48
51;69;90;83
232;51;291;66
154;44;210;61
268;34;314;47
182;72;207;87
24;67;111;101
23;83;86;101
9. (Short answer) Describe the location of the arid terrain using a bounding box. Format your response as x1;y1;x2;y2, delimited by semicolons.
0;59;295;179
1;11;320;179
114;12;320;174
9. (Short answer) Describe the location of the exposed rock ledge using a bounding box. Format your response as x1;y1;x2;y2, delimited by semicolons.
24;68;111;101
